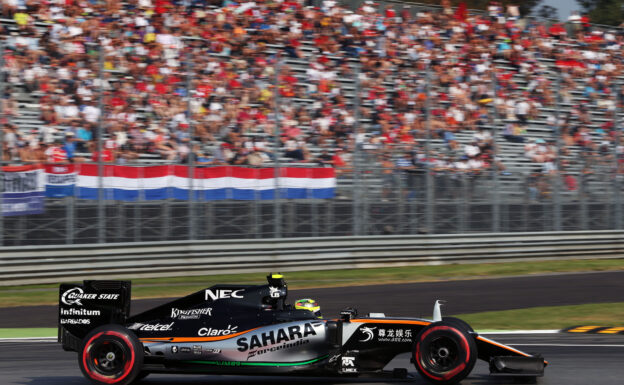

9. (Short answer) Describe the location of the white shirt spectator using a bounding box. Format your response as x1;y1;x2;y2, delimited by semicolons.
209;102;223;112
40;125;58;144
515;100;530;116
82;105;101;123
68;25;83;37
455;160;470;170
138;0;153;8
468;159;483;170
464;144;480;157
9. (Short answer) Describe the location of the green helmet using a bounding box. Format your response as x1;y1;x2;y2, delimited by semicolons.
294;298;322;319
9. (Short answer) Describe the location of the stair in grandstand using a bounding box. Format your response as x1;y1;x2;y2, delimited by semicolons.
1;12;619;200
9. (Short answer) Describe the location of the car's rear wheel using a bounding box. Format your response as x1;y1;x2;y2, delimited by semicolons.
79;324;144;385
413;321;477;385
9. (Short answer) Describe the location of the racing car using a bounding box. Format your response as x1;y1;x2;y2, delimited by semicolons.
58;274;546;385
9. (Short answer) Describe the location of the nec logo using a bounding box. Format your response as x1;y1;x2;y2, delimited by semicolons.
205;289;244;301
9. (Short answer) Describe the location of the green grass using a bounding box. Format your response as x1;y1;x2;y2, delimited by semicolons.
1;258;623;308
0;328;56;338
455;302;624;330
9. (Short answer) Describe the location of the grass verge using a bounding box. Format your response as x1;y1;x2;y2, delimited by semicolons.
0;258;623;308
0;328;56;338
455;302;624;330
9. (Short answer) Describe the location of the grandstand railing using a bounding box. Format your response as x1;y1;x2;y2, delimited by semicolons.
1;230;622;285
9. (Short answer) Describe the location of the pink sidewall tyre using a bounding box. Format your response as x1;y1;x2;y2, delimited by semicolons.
413;321;477;385
78;324;144;385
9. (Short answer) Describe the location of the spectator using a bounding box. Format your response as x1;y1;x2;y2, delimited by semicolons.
0;0;616;201
45;140;68;163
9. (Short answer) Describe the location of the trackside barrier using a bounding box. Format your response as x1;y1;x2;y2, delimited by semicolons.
0;230;623;286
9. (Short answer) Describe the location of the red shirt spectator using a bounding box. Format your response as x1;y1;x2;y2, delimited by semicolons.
45;145;68;163
91;149;114;163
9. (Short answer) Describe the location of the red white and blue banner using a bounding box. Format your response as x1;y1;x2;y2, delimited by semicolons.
2;165;45;216
43;165;335;201
45;164;77;198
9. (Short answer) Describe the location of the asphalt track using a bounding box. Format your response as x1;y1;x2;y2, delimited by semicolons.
2;334;624;385
2;271;624;328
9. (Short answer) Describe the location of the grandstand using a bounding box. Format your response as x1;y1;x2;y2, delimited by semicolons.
1;0;622;202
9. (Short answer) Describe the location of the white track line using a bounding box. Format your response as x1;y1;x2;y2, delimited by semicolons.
479;330;560;335
510;343;624;348
0;331;560;342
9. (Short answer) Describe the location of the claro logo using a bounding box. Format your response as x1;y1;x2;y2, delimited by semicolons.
198;324;238;337
205;289;244;301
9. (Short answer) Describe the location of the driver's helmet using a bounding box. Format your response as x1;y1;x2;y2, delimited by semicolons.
294;298;322;318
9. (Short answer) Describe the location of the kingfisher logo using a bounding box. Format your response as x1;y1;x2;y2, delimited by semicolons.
170;307;212;320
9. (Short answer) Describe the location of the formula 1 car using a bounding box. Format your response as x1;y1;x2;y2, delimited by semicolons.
58;274;546;385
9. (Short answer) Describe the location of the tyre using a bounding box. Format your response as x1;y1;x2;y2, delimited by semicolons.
442;317;475;333
413;321;477;385
131;371;149;383
78;324;144;385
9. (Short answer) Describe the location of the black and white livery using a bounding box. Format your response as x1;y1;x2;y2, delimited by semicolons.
58;275;546;385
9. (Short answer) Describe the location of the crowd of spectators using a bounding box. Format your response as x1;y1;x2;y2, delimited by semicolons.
0;0;623;199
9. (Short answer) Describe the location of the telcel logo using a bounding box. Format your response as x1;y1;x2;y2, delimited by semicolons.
128;322;174;332
205;289;244;301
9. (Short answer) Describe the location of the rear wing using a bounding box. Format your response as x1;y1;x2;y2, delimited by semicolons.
58;280;131;351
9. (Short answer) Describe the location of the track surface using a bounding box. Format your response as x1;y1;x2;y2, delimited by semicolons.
2;271;624;328
2;334;624;385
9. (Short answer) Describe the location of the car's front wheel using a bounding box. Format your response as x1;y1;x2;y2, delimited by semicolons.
78;324;144;385
412;321;477;385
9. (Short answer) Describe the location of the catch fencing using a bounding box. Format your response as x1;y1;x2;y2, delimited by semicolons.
1;2;624;245
1;230;622;285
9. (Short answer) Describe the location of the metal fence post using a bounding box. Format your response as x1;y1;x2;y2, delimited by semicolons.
66;196;74;244
135;166;143;242
461;173;469;233
352;61;361;236
553;70;562;231
614;82;622;229
97;44;105;243
273;55;282;238
0;34;4;246
580;158;587;230
254;175;261;239
186;46;195;240
491;70;501;232
425;62;434;233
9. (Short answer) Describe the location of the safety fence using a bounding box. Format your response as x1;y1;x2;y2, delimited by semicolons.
1;1;624;245
1;230;622;285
